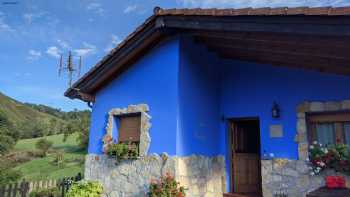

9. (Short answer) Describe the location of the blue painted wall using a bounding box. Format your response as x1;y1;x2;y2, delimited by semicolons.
177;38;350;191
219;61;350;159
178;37;222;156
88;38;180;155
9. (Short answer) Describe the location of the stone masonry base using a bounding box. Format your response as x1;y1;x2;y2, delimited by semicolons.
85;154;226;197
262;159;350;197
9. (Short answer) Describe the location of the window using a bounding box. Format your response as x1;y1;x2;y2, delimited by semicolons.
117;113;141;143
307;112;350;147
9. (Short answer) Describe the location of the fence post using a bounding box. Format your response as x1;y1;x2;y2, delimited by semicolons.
12;183;18;197
7;184;12;197
20;179;29;197
61;178;65;197
0;185;5;197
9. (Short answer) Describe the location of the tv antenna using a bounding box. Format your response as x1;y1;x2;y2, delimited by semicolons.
58;51;82;87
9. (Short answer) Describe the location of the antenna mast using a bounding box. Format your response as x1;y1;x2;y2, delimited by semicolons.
57;51;83;87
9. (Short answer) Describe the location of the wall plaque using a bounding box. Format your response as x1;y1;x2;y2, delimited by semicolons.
270;124;283;138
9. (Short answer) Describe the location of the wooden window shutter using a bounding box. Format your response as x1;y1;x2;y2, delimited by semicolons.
118;114;141;143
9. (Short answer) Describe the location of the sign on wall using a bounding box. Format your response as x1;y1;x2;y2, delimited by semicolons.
269;124;284;138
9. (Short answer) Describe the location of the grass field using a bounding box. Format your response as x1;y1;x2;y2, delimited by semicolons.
13;133;85;181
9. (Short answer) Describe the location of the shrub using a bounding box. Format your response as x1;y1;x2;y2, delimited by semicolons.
0;158;21;185
148;173;186;197
66;180;103;197
30;187;60;197
309;141;350;175
35;139;53;157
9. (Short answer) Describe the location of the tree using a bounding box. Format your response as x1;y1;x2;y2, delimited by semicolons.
35;138;53;157
0;135;15;155
0;111;18;154
62;110;90;150
0;159;21;185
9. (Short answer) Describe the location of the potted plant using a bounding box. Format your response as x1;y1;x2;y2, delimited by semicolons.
308;141;349;188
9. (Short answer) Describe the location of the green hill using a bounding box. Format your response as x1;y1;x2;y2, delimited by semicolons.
0;92;59;125
0;91;90;140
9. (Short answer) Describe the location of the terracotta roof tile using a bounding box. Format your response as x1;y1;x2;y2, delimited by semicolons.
285;7;308;15
329;7;350;15
268;7;287;15
306;7;331;15
156;6;350;16
248;8;271;15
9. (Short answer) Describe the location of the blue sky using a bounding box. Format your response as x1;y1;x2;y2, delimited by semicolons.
0;0;349;111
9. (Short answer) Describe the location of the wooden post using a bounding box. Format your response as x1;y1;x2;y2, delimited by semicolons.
61;178;65;197
0;185;5;197
7;184;12;197
28;181;34;194
38;181;42;190
12;183;18;197
20;180;29;197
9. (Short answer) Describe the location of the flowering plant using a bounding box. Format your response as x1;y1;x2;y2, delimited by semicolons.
148;173;187;197
102;134;139;163
308;141;350;176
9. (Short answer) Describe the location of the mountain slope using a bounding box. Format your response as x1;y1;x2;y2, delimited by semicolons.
0;92;60;126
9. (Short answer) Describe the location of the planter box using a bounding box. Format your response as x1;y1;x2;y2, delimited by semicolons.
306;187;350;197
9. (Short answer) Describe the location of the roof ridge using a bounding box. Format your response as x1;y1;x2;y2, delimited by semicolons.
154;6;350;16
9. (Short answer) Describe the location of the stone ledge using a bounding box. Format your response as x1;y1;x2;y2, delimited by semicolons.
262;159;350;197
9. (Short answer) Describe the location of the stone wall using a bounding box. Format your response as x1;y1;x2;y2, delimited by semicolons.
85;154;226;197
262;159;350;197
104;104;151;157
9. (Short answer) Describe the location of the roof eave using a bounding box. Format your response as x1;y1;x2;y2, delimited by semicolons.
65;6;350;102
65;15;165;100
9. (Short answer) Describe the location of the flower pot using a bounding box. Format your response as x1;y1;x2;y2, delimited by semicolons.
325;176;346;189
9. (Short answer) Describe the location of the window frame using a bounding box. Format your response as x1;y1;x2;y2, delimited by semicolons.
306;111;350;145
105;104;151;157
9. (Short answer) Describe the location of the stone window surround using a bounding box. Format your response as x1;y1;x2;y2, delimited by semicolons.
105;104;151;157
296;100;350;160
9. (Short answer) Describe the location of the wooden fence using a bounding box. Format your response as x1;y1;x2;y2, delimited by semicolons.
0;173;82;197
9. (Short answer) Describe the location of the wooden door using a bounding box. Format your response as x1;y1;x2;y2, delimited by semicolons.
231;119;262;195
233;153;260;193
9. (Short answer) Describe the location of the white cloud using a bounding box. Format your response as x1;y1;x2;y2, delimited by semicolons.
86;2;105;15
23;12;46;24
124;5;138;14
74;42;97;57
0;13;14;32
177;0;350;8
123;4;147;14
46;46;61;58
27;49;42;60
57;39;70;49
104;34;122;52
